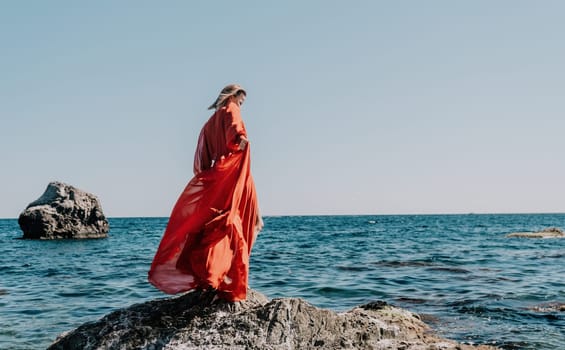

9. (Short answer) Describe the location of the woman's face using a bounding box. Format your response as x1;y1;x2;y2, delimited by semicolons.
231;93;246;107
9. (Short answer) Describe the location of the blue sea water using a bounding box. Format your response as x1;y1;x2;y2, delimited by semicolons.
0;214;564;350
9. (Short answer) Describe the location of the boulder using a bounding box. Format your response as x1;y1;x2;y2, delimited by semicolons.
506;227;564;238
49;289;498;350
18;181;109;239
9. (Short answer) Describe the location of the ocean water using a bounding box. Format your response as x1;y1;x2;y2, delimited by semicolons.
0;214;564;350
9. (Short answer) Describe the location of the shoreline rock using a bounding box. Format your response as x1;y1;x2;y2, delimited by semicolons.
527;302;565;313
506;227;564;238
18;181;109;239
49;289;498;350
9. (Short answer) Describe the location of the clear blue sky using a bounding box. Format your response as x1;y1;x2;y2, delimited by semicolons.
1;1;564;218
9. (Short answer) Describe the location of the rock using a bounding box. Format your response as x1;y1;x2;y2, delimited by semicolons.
49;289;499;350
527;302;565;313
18;181;109;239
506;227;564;238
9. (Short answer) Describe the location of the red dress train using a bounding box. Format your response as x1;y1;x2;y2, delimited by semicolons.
148;102;262;301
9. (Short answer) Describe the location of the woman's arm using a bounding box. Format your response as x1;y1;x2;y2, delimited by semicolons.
224;103;247;152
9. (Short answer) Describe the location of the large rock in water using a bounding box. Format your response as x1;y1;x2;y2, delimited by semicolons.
49;289;498;350
18;181;109;239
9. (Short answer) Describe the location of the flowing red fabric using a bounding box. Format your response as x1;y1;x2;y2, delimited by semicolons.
148;102;261;301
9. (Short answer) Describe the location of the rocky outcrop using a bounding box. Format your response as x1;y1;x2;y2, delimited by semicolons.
49;289;498;350
18;181;109;239
506;227;564;238
527;302;565;313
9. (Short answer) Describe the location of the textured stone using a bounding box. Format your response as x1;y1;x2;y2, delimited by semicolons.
18;181;109;239
49;289;499;350
527;302;565;313
506;227;564;238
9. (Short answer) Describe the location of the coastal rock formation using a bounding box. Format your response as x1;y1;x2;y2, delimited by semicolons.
49;289;498;350
18;181;109;239
527;302;565;313
506;227;565;238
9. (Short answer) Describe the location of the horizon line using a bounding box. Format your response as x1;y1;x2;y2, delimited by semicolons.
1;211;565;220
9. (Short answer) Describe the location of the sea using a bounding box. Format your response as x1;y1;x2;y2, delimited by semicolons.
0;214;564;350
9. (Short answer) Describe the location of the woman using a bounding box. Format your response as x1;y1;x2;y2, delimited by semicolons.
148;84;263;302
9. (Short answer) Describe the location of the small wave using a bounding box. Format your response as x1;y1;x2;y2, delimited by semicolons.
0;328;18;336
335;265;368;272
456;304;562;322
535;253;565;259
395;296;429;305
44;268;60;277
494;276;520;282
312;286;373;299
371;260;435;268
317;286;348;295
478;267;502;272
456;305;501;315
267;280;288;287
57;291;90;298
494;340;532;349
447;299;477;308
427;267;471;274
20;309;46;315
298;243;316;249
258;252;281;260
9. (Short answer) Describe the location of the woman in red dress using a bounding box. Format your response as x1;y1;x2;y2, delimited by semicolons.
148;84;263;301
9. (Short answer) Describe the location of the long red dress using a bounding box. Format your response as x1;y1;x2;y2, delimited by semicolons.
148;101;262;301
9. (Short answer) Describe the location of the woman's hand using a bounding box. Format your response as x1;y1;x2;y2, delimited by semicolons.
238;136;248;150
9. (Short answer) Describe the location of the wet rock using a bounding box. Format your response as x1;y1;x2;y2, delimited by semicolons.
18;181;109;239
527;302;565;313
506;227;564;238
49;289;498;350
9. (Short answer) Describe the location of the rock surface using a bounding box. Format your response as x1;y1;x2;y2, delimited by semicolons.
18;181;109;239
49;289;498;350
527;302;565;313
506;227;564;238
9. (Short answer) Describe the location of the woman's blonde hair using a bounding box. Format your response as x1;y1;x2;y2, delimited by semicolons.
208;84;246;110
